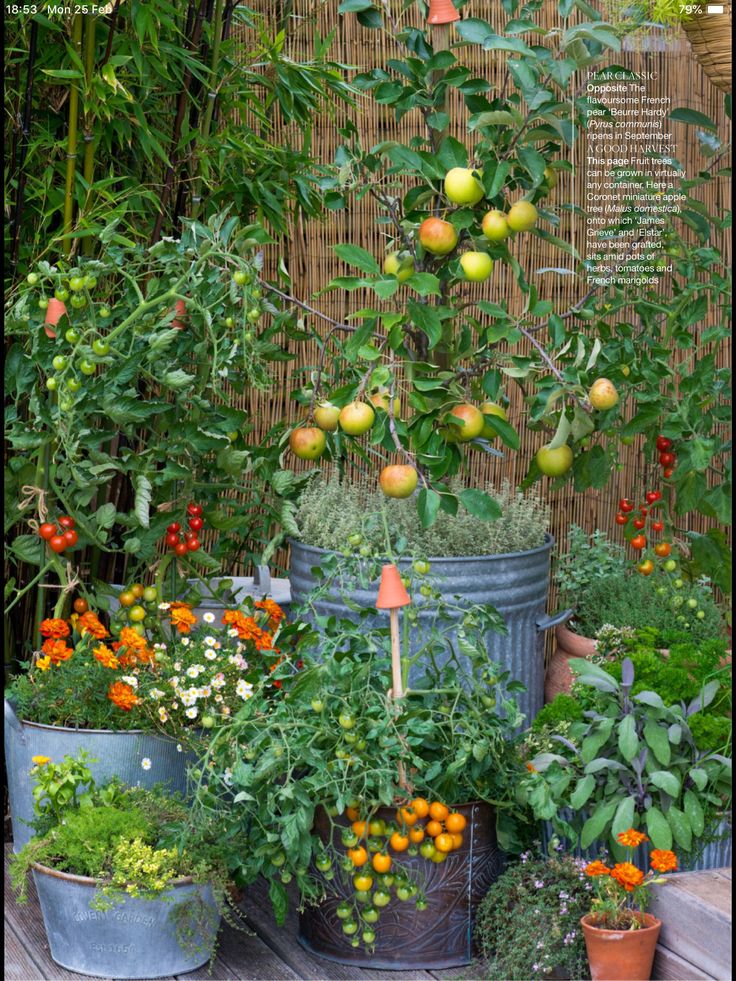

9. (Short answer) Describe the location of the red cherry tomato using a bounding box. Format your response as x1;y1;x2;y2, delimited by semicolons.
184;530;196;540
645;491;661;504
167;522;181;533
619;499;634;513
58;515;75;530
49;535;67;553
186;503;203;517
659;452;675;467
639;507;648;516
652;520;665;533
165;533;180;548
656;436;672;452
174;542;189;557
663;467;674;478
654;542;672;558
615;513;628;525
630;534;647;550
186;538;201;552
39;523;57;541
633;517;646;530
63;529;78;547
188;516;204;532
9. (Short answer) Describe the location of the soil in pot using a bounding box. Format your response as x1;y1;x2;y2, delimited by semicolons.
581;912;661;981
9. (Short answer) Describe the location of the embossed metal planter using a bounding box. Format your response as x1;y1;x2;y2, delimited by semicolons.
32;863;219;979
289;536;569;725
4;699;194;852
299;801;502;969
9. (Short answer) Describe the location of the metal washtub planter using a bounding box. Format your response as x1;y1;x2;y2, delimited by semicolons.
4;699;195;852
32;863;220;979
299;801;502;969
288;534;570;726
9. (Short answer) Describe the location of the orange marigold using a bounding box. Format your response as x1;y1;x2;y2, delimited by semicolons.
119;626;148;650
255;599;285;628
584;860;611;878
41;638;74;664
617;828;649;848
77;611;109;639
39;618;70;639
108;681;140;711
93;644;120;670
169;603;197;633
650;850;678;873
610;862;645;892
526;762;538;773
222;610;272;649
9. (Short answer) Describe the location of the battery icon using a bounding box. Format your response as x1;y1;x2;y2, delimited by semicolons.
706;4;724;12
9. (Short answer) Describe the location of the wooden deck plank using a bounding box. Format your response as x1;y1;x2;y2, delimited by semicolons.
177;911;299;981
4;915;50;981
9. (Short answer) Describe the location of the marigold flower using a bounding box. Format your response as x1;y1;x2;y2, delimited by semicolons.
119;627;150;659
39;618;70;639
31;755;51;766
255;598;285;628
169;602;197;634
610;862;645;892
35;656;52;672
617;828;649;848
526;762;538;773
93;643;120;670
584;860;611;878
77;611;109;639
222;610;272;648
41;638;74;664
650;849;678;873
108;681;140;711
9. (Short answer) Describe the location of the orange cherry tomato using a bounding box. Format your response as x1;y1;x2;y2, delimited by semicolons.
411;798;429;819
445;813;467;834
409;826;425;844
637;560;655;577
434;833;454;853
73;598;89;614
428;801;449;822
346;806;361;822
389;832;409;852
450;833;464;850
397;807;418;827
352;821;367;838
426;820;443;838
348;846;368;867
631;534;647;550
372;852;392;873
654;542;671;558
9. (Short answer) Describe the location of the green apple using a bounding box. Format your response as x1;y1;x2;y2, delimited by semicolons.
481;209;511;242
480;401;507;439
383;251;415;282
507;201;538;232
535;443;573;477
588;378;619;411
443;167;485;206
459;251;493;282
338;401;375;435
313;401;341;431
446;404;484;442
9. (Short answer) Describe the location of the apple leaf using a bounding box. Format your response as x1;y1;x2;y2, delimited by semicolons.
458;488;502;521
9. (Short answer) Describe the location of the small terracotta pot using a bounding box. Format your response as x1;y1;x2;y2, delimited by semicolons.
544;624;596;702
581;912;661;981
428;0;460;25
171;297;187;329
43;297;67;338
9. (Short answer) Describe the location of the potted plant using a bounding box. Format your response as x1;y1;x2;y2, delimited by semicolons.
520;657;732;872
192;557;527;969
289;476;569;724
473;851;594;980
581;830;679;981
4;595;300;850
10;753;235;979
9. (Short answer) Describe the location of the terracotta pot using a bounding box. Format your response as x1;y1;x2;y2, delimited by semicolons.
428;0;460;25
43;297;67;338
171;298;187;329
581;912;661;981
544;624;596;702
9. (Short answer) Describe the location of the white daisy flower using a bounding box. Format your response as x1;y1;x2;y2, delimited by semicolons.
200;685;211;697
228;628;239;638
173;662;182;671
149;688;165;700
180;637;190;647
214;693;223;703
236;679;254;700
158;602;171;611
185;707;198;719
153;642;167;650
204;649;218;661
158;707;169;722
221;705;231;716
121;675;138;689
141;758;152;770
204;636;217;646
203;612;215;623
186;665;202;679
176;744;183;753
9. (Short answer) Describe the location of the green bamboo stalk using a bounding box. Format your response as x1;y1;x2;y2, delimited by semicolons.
190;0;225;221
81;14;96;256
63;14;84;253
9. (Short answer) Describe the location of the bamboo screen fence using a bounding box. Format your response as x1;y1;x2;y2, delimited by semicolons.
240;1;731;572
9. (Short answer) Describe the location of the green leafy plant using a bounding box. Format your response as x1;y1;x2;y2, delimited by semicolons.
555;526;627;612
519;657;732;864
473;852;593;981
295;476;550;556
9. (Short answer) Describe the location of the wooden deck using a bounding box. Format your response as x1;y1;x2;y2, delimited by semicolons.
4;846;468;981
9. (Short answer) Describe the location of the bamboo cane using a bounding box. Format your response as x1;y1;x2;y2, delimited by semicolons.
81;14;97;256
62;15;84;254
10;19;39;271
190;0;226;221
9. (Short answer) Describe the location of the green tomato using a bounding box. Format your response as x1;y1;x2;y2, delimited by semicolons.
280;870;292;884
354;890;371;904
673;579;684;589
419;841;436;860
362;907;379;924
233;270;249;286
143;616;157;629
339;713;355;730
664;560;678;573
99;306;111;319
201;715;215;729
27;272;40;286
311;698;324;713
247;308;261;323
362;929;376;944
66;378;82;393
65;327;81;344
696;610;706;620
69;276;85;292
672;596;684;608
79;359;96;376
415;898;428;911
225;317;235;328
142;586;157;602
83;276;97;289
395;885;412;901
128;605;146;623
413;559;430;575
341;829;359;848
315;854;332;872
52;355;69;372
251;288;262;300
38;297;49;310
419;584;432;597
687;598;698;609
58;398;73;412
54;288;70;302
342;920;358;936
270;852;287;868
92;339;110;356
373;889;391;908
46;377;58;391
70;294;87;309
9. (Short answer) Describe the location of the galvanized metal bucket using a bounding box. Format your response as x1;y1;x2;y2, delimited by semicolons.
542;811;732;872
288;535;570;725
4;700;194;852
299;801;502;969
32;863;219;979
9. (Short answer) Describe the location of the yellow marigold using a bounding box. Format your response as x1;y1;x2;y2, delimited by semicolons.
584;860;611;878
650;849;678;873
93;643;120;670
169;603;197;634
610;862;645;892
77;611;109;639
108;681;140;711
39;618;70;639
617;828;649;848
255;598;285;628
35;656;52;672
41;638;74;664
31;755;51;765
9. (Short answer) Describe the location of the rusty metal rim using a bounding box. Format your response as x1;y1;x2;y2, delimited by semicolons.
6;698;181;737
289;532;555;564
32;861;196;889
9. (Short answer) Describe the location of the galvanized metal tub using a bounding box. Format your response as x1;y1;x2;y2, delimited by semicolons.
4;699;195;852
288;535;569;725
32;863;219;978
299;801;502;969
542;811;732;872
